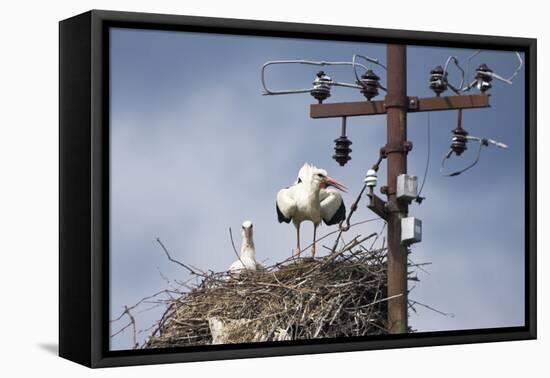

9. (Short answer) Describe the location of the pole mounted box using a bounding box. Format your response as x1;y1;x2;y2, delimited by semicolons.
397;174;418;201
401;217;422;245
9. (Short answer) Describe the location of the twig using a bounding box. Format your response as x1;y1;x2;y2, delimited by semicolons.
297;218;380;256
229;228;240;258
126;305;138;349
408;259;432;275
111;289;176;323
409;300;454;317
110;321;133;339
369;222;387;250
111;306;138;349
327;233;377;261
155;237;203;276
228;227;246;269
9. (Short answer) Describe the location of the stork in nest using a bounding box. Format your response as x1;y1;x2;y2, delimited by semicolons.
229;220;263;273
276;163;347;257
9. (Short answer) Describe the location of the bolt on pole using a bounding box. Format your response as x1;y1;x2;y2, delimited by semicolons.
386;44;409;333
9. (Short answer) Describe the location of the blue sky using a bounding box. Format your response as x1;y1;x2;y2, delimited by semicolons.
109;28;525;350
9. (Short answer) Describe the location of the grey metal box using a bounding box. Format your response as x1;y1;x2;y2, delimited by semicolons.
401;217;422;245
397;174;418;200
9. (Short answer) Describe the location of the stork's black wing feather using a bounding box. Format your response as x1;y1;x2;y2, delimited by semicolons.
323;201;346;226
276;202;291;223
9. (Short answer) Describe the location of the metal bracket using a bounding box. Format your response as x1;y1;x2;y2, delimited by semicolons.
367;193;388;220
384;141;413;155
408;96;419;110
384;95;409;109
384;96;419;110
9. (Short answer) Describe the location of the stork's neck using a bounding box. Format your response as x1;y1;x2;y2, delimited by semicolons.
302;181;322;201
240;238;255;259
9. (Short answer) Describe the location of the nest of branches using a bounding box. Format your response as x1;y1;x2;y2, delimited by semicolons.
142;234;398;349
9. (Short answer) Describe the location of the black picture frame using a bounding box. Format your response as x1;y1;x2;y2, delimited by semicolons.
59;9;537;368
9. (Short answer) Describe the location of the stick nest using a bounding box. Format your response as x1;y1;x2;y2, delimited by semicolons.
143;242;391;348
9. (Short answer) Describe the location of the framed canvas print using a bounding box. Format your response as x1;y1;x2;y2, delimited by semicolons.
59;10;536;368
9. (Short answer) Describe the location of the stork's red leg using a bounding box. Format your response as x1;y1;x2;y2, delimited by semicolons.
311;224;317;257
294;224;301;257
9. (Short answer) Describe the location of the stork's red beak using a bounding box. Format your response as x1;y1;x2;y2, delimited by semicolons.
324;176;347;192
244;227;253;240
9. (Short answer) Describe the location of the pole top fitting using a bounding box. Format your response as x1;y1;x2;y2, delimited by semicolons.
384;141;413;155
384;95;409;109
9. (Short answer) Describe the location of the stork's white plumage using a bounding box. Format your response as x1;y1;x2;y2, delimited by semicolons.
229;220;263;273
276;163;347;257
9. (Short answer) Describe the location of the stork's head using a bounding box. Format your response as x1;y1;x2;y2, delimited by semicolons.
297;163;347;192
242;220;253;242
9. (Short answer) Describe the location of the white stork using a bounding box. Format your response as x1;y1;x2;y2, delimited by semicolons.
276;163;347;257
229;220;263;273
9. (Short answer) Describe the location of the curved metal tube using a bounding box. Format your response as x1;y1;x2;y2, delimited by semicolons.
506;52;524;82
462;50;482;90
352;54;387;91
261;59;369;95
443;56;465;94
440;141;484;177
440;135;508;176
461;50;523;92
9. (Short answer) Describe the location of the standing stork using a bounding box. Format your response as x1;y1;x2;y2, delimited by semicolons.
276;163;347;257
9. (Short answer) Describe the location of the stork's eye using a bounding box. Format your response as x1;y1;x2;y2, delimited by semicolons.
317;173;325;178
297;178;302;183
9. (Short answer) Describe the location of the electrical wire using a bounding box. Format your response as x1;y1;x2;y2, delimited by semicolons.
440;134;508;177
442;56;465;94
462;50;523;91
415;112;431;202
261;59;370;95
440;138;485;177
261;55;388;96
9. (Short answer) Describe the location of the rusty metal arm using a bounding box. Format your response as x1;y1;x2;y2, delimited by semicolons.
310;94;490;119
367;192;388;221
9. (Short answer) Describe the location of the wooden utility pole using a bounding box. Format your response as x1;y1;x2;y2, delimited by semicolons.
385;45;409;333
310;44;491;333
